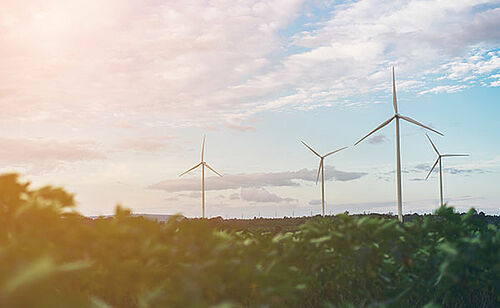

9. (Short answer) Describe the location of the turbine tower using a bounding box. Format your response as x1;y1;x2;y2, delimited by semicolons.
425;133;469;207
354;67;443;222
179;135;222;218
301;141;347;216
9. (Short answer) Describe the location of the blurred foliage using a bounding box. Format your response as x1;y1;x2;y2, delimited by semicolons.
0;173;498;307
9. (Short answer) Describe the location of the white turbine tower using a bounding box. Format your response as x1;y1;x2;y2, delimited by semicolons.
179;135;222;218
425;133;469;207
301;141;347;216
354;67;443;222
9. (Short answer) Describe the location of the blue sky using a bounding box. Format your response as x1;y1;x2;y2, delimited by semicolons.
1;0;499;217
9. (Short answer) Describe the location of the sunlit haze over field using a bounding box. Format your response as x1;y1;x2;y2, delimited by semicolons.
1;0;499;217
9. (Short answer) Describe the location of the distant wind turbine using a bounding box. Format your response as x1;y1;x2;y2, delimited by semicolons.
354;67;443;222
301;141;347;216
179;135;222;218
425;133;469;207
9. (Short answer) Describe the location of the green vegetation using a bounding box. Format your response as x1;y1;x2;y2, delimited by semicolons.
0;173;498;307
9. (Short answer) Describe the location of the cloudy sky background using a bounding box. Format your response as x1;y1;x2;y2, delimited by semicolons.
1;0;499;217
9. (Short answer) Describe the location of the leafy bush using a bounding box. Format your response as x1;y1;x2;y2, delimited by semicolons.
0;173;498;307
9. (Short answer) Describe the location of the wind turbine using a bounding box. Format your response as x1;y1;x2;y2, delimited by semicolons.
301;141;347;216
354;67;443;222
179;135;222;218
425;133;469;207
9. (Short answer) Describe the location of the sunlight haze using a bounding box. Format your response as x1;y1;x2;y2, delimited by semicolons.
1;0;499;217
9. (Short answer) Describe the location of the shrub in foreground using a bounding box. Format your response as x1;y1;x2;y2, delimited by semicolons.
0;174;498;307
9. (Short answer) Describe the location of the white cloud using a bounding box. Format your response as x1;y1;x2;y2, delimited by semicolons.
367;134;388;144
490;80;500;87
117;136;175;152
488;72;500;87
439;50;500;82
229;193;240;200
178;192;201;199
418;85;469;95
309;199;321;205
240;187;296;203
0;137;104;173
149;165;367;192
1;0;499;130
226;0;500;117
0;0;304;128
412;162;489;176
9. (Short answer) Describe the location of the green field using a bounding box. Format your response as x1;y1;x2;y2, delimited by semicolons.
1;173;499;307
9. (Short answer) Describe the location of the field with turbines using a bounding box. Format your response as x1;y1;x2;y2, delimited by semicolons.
1;173;499;308
181;68;467;224
4;1;500;307
0;68;494;308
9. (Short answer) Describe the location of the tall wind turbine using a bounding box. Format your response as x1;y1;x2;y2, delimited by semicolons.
354;67;443;222
301;141;347;216
425;133;469;207
179;135;222;218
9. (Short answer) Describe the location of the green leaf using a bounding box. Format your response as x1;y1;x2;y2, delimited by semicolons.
3;257;56;293
90;296;112;308
438;243;458;256
296;283;307;290
310;235;331;244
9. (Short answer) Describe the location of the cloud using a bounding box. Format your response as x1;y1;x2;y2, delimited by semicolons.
0;137;104;173
1;1;499;130
0;0;304;127
229;193;240;200
225;122;256;132
240;187;296;203
233;0;500;115
439;49;500;82
411;162;489;176
414;163;430;171
409;177;425;182
376;161;490;182
309;199;321;205
444;167;489;175
367;134;388;144
489;79;500;87
178;192;201;199
117;136;175;152
418;84;469;95
149;165;367;192
164;196;179;202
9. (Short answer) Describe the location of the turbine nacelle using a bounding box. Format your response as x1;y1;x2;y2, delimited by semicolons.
180;135;222;178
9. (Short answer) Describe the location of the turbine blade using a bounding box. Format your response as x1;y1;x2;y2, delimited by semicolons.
399;115;443;136
324;146;348;158
441;154;469;157
316;159;323;185
204;163;223;177
301;141;321;157
425;133;440;155
201;135;206;162
392;67;398;114
354;115;395;146
425;157;440;180
179;162;202;177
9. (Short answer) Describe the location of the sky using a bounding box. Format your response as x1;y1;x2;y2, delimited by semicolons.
1;0;499;217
